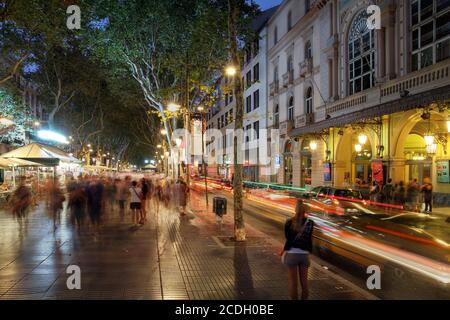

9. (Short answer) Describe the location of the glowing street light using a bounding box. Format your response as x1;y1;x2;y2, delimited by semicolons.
358;134;368;145
37;130;69;144
165;151;170;157
225;65;237;77
145;159;149;164
157;144;162;149
167;103;181;112
33;121;41;127
355;144;362;152
309;141;317;151
160;129;168;135
424;134;434;146
197;106;204;112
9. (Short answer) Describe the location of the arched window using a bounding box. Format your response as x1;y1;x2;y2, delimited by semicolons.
305;87;313;114
287;11;292;31
288;96;294;121
274;104;280;127
305;41;312;59
348;10;375;95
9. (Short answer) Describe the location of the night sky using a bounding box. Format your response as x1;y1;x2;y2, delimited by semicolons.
255;0;282;10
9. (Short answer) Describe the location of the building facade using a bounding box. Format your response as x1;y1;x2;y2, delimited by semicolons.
267;0;450;204
205;6;278;182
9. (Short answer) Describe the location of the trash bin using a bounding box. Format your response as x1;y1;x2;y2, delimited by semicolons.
213;197;227;216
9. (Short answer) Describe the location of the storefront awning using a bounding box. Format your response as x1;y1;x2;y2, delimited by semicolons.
0;142;82;166
290;84;450;137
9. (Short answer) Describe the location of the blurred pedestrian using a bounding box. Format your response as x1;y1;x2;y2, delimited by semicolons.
140;178;149;222
86;177;104;232
281;200;314;300
129;180;143;225
116;177;129;222
369;181;380;203
394;181;406;206
48;179;66;231
382;178;394;204
176;177;189;215
421;178;433;214
68;180;87;231
10;177;32;221
406;179;420;212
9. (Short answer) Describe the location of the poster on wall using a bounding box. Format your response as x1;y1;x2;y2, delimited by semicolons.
436;160;450;183
323;162;332;182
371;160;383;184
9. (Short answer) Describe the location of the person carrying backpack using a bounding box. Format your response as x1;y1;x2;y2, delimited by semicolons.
281;199;314;300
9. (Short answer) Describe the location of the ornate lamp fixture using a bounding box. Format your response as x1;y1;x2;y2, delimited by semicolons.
358;134;367;145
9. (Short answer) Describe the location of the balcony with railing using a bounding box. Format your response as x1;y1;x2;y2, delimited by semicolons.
299;58;313;78
325;59;450;119
269;80;280;97
280;120;294;136
295;113;315;128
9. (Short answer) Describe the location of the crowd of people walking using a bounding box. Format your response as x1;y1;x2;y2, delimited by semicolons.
6;174;190;232
360;177;434;213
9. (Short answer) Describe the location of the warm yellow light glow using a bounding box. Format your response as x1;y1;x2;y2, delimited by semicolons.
358;134;368;145
161;155;165;159
355;144;362;152
167;103;181;112
309;141;317;151
165;151;170;157
424;134;434;146
197;106;204;112
225;66;237;77
33;121;40;127
160;129;168;135
157;144;162;149
175;138;182;147
447;120;450;133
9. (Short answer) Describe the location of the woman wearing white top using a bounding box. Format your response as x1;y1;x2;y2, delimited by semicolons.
129;181;143;225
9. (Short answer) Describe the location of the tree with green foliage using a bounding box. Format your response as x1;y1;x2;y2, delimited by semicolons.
0;89;32;145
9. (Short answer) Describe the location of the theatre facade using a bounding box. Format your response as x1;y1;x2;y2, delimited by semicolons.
266;0;450;203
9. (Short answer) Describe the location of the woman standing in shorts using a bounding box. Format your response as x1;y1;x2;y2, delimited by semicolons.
129;181;143;225
282;200;314;300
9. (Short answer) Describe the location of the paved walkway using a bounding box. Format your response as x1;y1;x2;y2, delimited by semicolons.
0;192;375;300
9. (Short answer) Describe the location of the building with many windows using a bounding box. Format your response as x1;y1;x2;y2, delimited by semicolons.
267;0;450;204
205;6;278;182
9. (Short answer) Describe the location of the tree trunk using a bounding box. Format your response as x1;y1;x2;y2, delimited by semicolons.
228;0;246;241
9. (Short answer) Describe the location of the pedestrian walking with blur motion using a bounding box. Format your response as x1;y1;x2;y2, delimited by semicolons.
68;180;87;232
175;177;189;216
48;179;66;231
129;181;143;225
86;177;104;233
9;177;32;226
281;200;314;300
421;177;433;214
140;178;149;222
116;178;129;222
382;178;394;204
394;181;406;206
406;179;420;212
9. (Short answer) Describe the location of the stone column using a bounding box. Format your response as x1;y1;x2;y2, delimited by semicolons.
376;28;386;82
388;158;406;183
385;9;396;79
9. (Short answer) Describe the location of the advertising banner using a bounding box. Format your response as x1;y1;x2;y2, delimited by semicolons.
437;160;450;183
371;160;383;184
